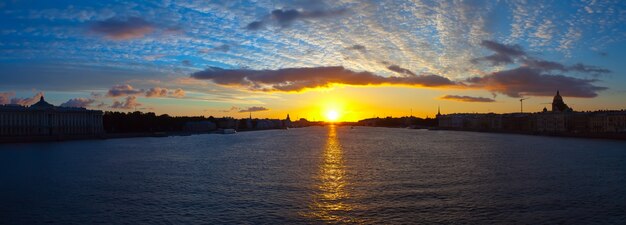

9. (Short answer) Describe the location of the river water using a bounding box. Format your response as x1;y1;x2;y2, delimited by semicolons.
1;126;625;224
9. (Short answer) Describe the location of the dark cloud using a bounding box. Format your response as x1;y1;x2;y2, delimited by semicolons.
60;98;95;108
387;65;416;76
191;66;456;92
568;63;611;74
480;40;525;57
521;59;567;71
466;67;606;98
347;44;366;52
199;44;231;54
90;17;155;40
10;92;43;106
107;84;144;97
111;96;141;109
246;8;347;30
239;106;269;113
213;44;230;52
471;40;525;66
0;92;15;104
521;59;610;75
272;9;301;26
246;21;264;30
440;95;495;102
182;60;192;66
473;40;611;76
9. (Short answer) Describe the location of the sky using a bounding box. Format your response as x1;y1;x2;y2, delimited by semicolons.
1;0;625;121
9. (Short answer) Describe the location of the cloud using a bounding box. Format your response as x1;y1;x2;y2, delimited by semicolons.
239;106;269;113
522;59;610;75
387;65;416;76
10;92;44;106
182;60;192;66
107;84;144;97
471;40;526;65
347;45;366;51
466;67;607;98
89;17;155;40
521;59;567;71
0;92;15;104
219;106;240;113
568;63;611;74
191;66;456;92
245;21;264;30
111;96;141;109
171;88;185;98
60;98;95;108
145;87;168;97
246;8;347;30
440;95;495;102
145;87;186;98
213;44;230;52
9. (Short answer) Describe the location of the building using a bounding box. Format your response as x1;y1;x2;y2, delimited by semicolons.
0;96;103;137
183;121;217;132
536;91;573;133
552;90;572;112
437;91;626;135
589;111;626;133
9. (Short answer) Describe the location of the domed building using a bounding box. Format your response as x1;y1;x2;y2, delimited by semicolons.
552;90;572;112
0;96;103;138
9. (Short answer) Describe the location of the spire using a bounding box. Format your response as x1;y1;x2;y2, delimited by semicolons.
437;106;441;116
556;90;560;96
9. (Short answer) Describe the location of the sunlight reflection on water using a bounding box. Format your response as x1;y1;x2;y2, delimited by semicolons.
306;125;361;223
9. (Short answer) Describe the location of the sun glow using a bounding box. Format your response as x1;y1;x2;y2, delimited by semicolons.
325;109;340;122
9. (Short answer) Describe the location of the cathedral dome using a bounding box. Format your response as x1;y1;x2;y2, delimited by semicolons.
30;96;54;109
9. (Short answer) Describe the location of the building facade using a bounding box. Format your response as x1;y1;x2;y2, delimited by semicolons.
438;91;626;134
0;96;103;137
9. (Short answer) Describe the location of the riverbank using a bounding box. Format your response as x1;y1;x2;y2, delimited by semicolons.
0;128;291;144
428;127;626;141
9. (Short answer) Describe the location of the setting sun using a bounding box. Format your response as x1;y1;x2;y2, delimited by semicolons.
325;109;340;122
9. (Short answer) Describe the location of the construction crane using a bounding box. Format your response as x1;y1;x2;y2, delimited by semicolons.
520;98;530;113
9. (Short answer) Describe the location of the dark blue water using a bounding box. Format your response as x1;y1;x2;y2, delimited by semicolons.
1;126;625;224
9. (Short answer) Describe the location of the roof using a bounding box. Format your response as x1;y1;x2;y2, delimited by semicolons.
30;96;54;109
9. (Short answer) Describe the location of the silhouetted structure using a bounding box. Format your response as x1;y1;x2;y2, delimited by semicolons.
438;91;626;136
358;116;437;128
103;111;292;133
552;90;572;112
0;96;103;137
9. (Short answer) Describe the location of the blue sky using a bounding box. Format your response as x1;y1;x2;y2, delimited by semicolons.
1;0;625;119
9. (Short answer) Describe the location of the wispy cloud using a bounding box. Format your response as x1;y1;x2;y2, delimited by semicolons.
10;92;43;106
0;92;15;104
440;95;495;103
238;106;269;113
60;98;95;108
89;17;155;40
246;7;348;30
